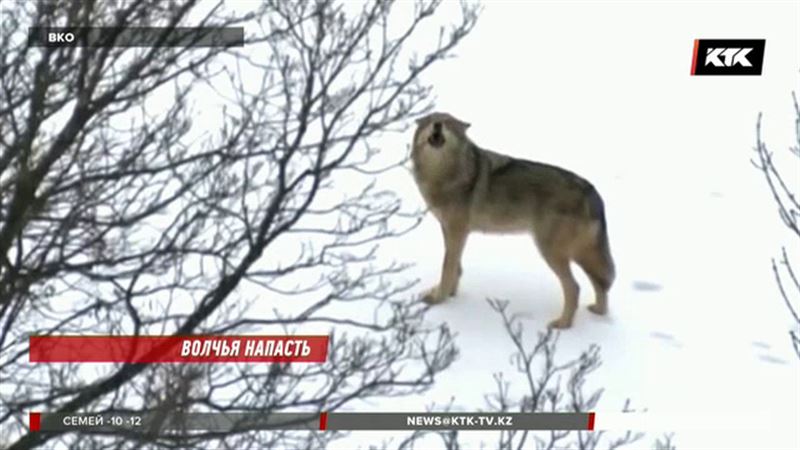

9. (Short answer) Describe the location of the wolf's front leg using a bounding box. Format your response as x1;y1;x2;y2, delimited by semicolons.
422;224;468;304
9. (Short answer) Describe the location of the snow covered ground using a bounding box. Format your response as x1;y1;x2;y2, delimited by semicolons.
324;1;800;449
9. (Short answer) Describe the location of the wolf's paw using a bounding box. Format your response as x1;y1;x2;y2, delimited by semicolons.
587;304;607;315
421;286;446;304
548;317;573;329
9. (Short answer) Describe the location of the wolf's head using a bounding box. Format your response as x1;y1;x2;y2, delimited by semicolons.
413;112;471;152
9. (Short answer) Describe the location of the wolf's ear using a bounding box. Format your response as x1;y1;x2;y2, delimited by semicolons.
453;119;470;131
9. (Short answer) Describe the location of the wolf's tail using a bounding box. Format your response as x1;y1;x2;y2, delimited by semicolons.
586;188;616;291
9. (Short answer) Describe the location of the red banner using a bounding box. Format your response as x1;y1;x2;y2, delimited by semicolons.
29;335;329;363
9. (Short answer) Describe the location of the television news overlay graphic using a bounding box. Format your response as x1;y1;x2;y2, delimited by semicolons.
27;27;244;48
29;412;596;432
28;335;329;363
690;39;765;75
30;411;772;432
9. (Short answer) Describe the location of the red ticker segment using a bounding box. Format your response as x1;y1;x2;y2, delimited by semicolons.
29;412;41;432
319;412;328;430
29;335;329;363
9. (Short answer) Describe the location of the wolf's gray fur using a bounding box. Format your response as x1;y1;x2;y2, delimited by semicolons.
411;112;615;329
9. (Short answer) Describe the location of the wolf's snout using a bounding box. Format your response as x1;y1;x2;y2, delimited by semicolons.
428;122;445;147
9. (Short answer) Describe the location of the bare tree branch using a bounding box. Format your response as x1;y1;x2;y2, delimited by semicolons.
754;93;800;360
0;1;479;448
397;299;648;450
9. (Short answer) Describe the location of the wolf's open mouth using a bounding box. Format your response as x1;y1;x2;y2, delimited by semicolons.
428;132;445;147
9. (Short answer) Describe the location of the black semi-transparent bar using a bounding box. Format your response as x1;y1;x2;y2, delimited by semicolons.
33;412;318;433
324;412;593;430
27;27;244;48
31;412;594;432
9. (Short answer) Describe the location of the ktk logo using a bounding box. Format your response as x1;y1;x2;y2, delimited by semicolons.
705;48;753;67
691;39;765;76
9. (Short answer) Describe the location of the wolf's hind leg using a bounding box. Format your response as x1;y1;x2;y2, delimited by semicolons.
536;237;580;329
575;237;615;315
544;255;579;329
